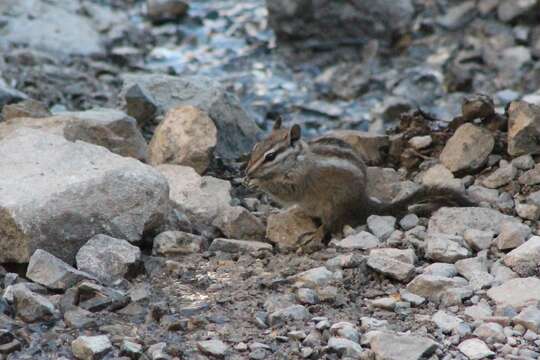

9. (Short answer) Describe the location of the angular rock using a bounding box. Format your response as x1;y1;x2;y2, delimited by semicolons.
335;231;379;250
208;238;272;254
123;83;157;126
368;331;438;360
439;123;494;173
423;263;457;278
291;267;333;289
425;233;470;263
366;167;407;202
432;310;463;333
27;249;93;290
0;108;148;161
212;205;265;241
64;308;96;329
473;322;505;343
421;164;463;191
507;101;540;156
152;231;205;255
503;236;540;276
369;248;415;264
268;305;309;326
327;337;363;358
156;164;230;225
513;305;540;332
367;215;396;240
266;206;319;252
496;221;531;250
462;94;495;122
481;164;517;189
428;207;518;236
296;288;319;305
121;73;261;160
457;338;494;360
487;277;540;310
330;322;359;343
120;340;143;359
76;235;142;284
197;339;228;358
399;214;419;231
148;106;217;174
1;99;50;121
0;129;168;263
367;255;414;282
325;254;366;269
464;229;495;251
12;286;55;323
406;274;463;301
72;335;112;360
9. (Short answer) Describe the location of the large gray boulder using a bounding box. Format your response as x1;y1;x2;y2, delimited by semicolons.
0;129;168;263
0;108;148;161
0;0;104;56
121;74;261;160
266;0;414;45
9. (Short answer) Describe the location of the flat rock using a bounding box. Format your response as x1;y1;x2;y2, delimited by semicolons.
425;233;470;263
0;129;168;263
503;236;540;276
26;249;93;290
76;235;142;284
327;337;363;358
487;277;540;310
208;238;272;255
507;101;540;156
197;339;228;358
367;255;415;282
406;274;463;302
152;231;206;255
266;206;319;252
428;207;518;236
457;338;494;360
440;123;494;173
369;248;416;264
368;331;438;360
72;335;112;360
12;286;56;323
121;73;261;160
148;106;217;174
335;231;380;250
0;108;148;161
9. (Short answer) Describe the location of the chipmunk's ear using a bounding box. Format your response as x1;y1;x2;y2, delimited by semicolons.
289;124;301;144
273;116;282;130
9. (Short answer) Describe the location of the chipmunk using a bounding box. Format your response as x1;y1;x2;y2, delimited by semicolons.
244;118;476;249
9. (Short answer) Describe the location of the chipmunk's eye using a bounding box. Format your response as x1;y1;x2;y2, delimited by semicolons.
264;151;277;162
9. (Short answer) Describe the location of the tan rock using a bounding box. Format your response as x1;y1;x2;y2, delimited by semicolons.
440;123;494;172
212;206;266;241
266;206;319;253
1;99;50;121
148;106;217;174
507;100;540;156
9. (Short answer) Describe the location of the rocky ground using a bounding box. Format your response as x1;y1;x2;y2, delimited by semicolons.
1;0;540;359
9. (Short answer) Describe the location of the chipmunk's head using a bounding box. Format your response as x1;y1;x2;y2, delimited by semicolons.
244;117;303;190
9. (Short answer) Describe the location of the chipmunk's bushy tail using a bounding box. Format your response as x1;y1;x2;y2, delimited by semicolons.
369;186;477;218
